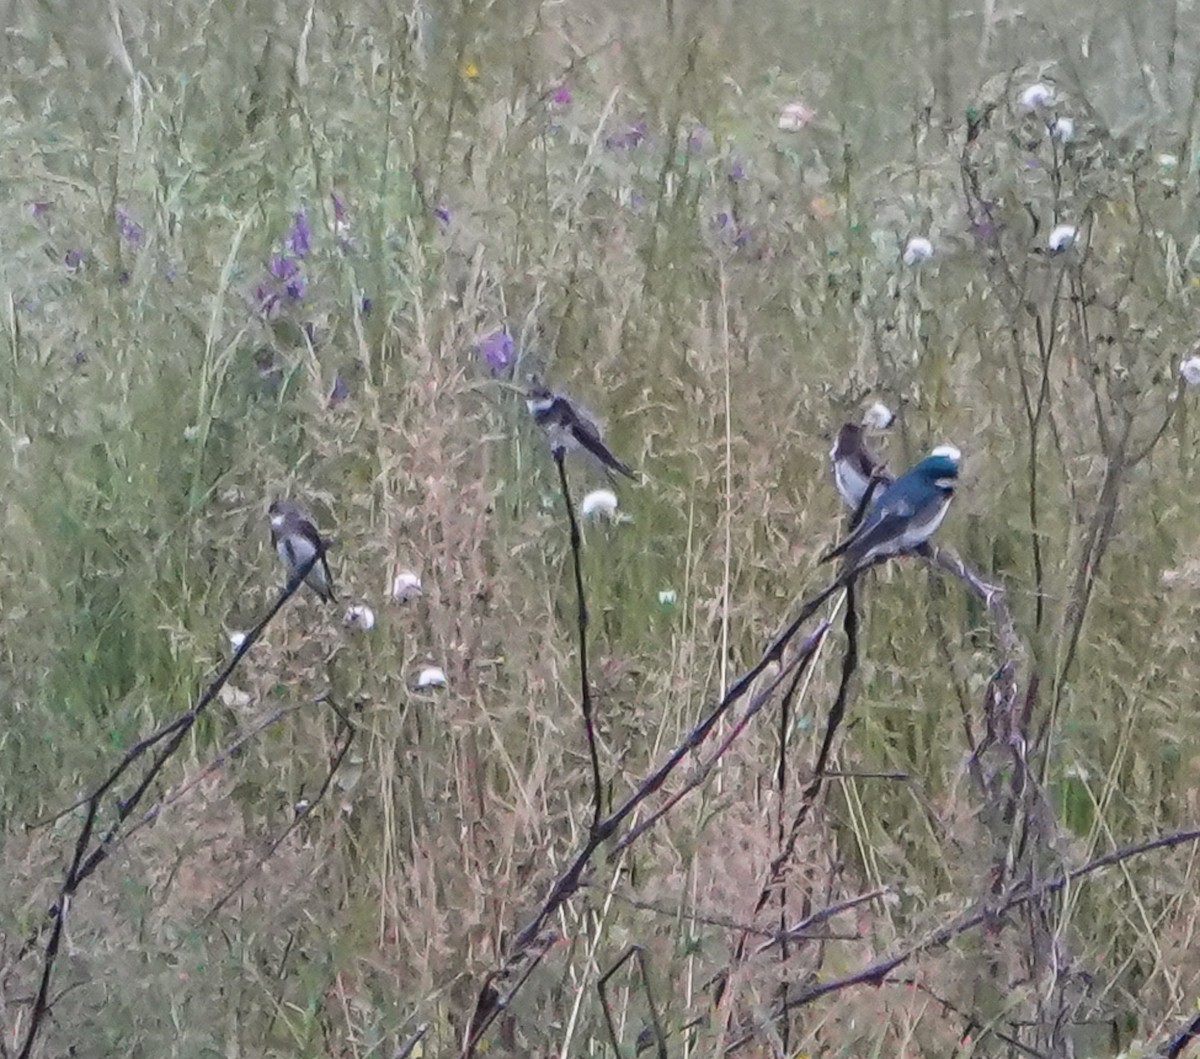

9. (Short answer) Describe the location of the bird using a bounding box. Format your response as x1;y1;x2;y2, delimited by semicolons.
830;422;893;514
268;499;336;602
526;381;637;481
821;446;961;573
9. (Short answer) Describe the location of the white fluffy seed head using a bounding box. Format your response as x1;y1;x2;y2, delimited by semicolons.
580;489;619;519
229;631;247;652
777;102;815;132
391;570;423;601
343;604;376;631
1180;356;1200;387
863;401;895;430
1019;82;1055;111
902;236;934;266
658;589;677;607
417;666;447;689
1050;116;1074;142
1047;224;1077;252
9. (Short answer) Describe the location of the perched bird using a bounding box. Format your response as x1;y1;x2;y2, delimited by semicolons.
821;446;961;573
268;499;336;602
526;382;637;481
830;423;893;513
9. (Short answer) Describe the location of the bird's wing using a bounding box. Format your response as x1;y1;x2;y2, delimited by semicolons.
296;519;329;558
821;497;914;563
290;524;336;602
309;551;337;603
565;407;638;480
319;553;337;601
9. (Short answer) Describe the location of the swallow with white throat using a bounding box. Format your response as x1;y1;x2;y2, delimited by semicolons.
822;445;961;573
526;381;638;481
268;499;336;602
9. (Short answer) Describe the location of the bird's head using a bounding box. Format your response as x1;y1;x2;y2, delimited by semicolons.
830;422;865;460
268;499;299;528
526;376;553;401
915;445;961;491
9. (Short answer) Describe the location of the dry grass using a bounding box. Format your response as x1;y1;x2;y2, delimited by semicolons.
3;1;1200;1056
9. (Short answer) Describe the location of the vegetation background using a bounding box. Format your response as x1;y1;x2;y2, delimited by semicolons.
2;0;1200;1056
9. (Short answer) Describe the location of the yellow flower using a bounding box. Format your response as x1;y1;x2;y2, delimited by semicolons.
461;59;479;80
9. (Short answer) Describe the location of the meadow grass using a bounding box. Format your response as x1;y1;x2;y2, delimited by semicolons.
3;1;1200;1056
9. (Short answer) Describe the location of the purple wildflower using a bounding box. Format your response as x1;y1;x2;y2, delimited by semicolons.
477;329;514;374
255;284;279;316
360;296;372;316
28;202;52;218
606;120;647;151
267;255;305;299
285;210;311;256
687;126;709;153
551;84;572;106
713;211;752;248
331;193;348;225
328;373;350;406
434;205;451;227
116;208;143;246
727;157;747;183
64;248;85;270
969;204;1000;247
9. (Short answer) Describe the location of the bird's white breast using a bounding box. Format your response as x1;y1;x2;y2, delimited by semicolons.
834;461;872;508
279;535;317;567
899;495;951;547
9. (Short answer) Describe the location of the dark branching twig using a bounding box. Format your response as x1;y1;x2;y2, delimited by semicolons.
554;449;604;832
811;576;860;783
394;1023;429;1059
744;562;867;930
122;698;317;844
1158;1008;1200;1059
460;582;844;1057
892;977;1050;1059
725;823;1200;1054
597;945;667;1059
16;556;321;1059
774;652;792;1052
723;535;1027;1027
609;890;858;942
463;930;559;1053
203;697;356;921
751;887;888;956
608;624;830;858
